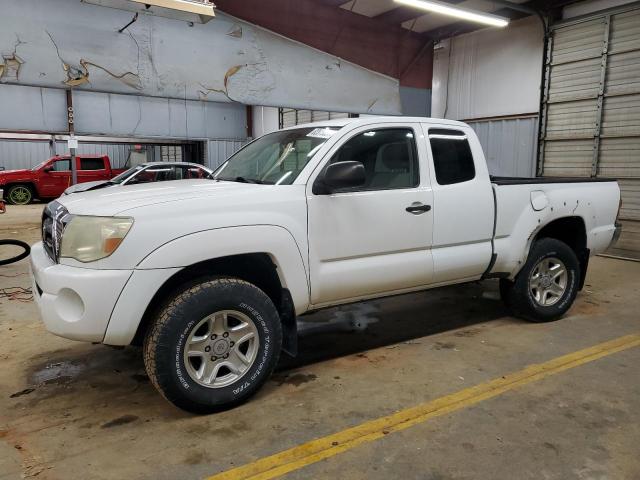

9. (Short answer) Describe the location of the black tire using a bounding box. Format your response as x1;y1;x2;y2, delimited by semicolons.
143;277;282;413
502;238;580;323
6;184;33;205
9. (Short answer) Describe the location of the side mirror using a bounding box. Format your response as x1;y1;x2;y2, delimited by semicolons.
43;166;54;173
313;161;366;195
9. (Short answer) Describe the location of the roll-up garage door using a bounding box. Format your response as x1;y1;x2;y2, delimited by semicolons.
279;108;352;129
539;4;640;259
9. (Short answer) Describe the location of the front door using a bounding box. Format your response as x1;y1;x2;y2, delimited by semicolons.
39;158;72;197
307;124;434;306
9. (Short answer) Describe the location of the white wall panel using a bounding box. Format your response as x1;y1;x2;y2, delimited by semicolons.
432;17;544;120
252;107;280;138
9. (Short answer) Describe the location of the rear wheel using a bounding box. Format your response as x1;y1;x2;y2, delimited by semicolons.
6;185;33;205
143;277;282;413
502;238;580;322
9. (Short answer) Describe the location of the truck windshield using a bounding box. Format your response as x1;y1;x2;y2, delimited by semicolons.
213;127;340;185
31;159;54;171
110;165;145;184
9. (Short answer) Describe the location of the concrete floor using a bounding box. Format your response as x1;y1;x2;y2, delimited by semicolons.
1;205;639;480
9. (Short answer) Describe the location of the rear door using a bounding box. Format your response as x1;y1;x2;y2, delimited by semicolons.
306;123;434;306
77;157;110;183
423;125;495;283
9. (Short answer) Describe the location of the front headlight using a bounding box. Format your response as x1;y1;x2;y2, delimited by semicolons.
60;216;133;262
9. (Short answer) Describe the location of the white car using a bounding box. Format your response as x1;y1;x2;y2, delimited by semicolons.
30;117;622;412
62;162;213;195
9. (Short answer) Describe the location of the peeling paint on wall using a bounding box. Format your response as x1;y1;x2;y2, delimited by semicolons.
0;35;26;82
227;24;242;38
0;54;23;81
1;0;401;114
46;31;142;89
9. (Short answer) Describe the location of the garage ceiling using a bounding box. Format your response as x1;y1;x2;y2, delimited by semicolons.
320;0;534;37
214;0;559;91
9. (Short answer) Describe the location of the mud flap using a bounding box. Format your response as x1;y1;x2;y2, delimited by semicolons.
280;289;298;357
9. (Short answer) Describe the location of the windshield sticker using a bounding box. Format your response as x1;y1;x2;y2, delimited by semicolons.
306;128;335;139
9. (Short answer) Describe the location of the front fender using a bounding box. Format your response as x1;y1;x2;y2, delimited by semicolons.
136;225;310;312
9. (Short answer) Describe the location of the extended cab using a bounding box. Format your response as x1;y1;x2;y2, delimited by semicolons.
29;117;622;412
0;155;125;204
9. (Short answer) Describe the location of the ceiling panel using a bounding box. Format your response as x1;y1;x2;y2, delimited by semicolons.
340;0;397;17
403;13;454;32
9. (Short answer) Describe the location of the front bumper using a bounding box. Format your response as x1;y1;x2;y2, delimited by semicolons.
30;242;133;342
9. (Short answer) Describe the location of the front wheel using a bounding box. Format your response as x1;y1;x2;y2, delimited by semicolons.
501;238;580;322
143;277;282;413
6;184;33;205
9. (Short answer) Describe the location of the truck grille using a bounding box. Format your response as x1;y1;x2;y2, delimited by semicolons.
42;201;70;263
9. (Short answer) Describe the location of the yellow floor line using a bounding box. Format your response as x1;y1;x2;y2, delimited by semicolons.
206;333;640;480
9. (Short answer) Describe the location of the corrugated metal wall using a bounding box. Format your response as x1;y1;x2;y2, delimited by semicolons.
55;142;134;169
467;116;538;177
0;138;247;171
0;139;137;171
207;139;248;169
0;140;53;171
280;109;351;129
539;4;640;258
0;84;249;171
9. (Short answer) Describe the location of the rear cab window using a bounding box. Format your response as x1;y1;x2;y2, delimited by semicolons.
80;158;106;170
427;128;475;185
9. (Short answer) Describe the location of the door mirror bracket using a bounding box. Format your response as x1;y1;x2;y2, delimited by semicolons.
312;161;366;195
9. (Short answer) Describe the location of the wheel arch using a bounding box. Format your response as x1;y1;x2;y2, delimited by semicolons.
127;224;309;355
532;216;589;289
4;182;37;203
131;252;298;355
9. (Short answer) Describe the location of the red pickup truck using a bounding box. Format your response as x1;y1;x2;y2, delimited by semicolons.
0;155;126;205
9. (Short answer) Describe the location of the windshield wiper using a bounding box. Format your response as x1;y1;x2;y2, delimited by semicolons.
216;176;272;184
235;176;254;183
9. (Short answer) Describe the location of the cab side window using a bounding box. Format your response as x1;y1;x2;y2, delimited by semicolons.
429;129;475;185
329;128;418;190
52;159;71;171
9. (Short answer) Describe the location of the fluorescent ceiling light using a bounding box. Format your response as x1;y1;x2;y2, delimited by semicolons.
395;0;509;27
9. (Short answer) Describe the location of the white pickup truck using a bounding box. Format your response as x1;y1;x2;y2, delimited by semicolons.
30;117;622;412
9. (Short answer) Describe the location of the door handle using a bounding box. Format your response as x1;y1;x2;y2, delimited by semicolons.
406;203;431;214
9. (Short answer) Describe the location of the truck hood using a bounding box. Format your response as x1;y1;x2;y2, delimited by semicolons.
63;180;109;195
57;179;262;216
0;168;31;181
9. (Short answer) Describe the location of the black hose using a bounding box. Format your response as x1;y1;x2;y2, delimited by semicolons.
0;239;31;266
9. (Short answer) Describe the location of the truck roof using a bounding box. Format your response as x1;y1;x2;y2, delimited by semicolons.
282;116;469;131
53;154;108;159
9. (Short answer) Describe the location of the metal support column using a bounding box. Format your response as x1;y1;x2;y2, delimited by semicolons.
537;34;554;176
65;89;78;185
591;15;611;177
